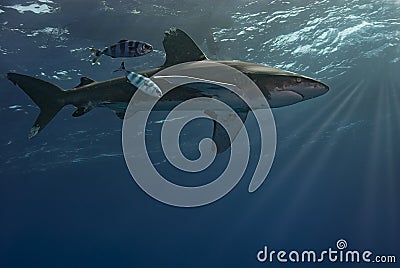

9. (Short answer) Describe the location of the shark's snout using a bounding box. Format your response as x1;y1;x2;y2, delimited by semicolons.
255;74;329;108
289;78;329;100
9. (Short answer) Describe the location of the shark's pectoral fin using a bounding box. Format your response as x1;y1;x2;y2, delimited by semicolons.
206;109;249;154
162;28;207;67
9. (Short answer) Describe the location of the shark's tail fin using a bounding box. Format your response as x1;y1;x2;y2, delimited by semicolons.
6;73;65;139
90;48;102;64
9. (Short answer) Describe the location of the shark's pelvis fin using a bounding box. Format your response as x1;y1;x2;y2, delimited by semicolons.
162;28;207;67
6;73;65;139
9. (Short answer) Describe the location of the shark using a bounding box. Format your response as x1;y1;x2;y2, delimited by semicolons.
6;28;329;153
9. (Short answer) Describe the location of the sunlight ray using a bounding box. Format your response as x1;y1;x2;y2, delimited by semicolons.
258;79;368;235
276;79;365;180
274;77;353;139
297;78;367;179
293;78;356;135
304;79;366;146
384;81;398;230
273;80;368;225
358;77;388;240
275;81;353;157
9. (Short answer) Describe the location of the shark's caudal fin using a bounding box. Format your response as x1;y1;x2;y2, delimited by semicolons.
162;28;207;67
6;73;65;139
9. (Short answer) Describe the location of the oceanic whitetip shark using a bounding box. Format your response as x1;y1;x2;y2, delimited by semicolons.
6;28;329;153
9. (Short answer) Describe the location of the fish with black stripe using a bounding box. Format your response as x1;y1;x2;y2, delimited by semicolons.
91;40;153;63
114;62;162;98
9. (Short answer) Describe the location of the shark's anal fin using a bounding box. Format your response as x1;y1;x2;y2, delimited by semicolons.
74;77;96;88
205;110;249;154
72;105;94;117
162;28;207;67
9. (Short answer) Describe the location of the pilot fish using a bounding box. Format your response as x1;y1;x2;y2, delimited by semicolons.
114;62;162;98
91;40;153;63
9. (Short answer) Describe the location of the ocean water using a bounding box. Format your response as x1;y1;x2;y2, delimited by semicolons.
0;0;399;267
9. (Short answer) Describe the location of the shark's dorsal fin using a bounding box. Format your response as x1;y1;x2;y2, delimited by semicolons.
162;28;207;67
118;39;128;43
75;77;96;88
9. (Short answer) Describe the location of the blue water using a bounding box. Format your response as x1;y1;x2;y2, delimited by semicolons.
0;1;399;267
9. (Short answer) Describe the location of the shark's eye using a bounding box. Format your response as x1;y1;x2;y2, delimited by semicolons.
296;77;302;83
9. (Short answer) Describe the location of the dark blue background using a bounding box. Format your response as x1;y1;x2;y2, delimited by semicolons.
0;0;399;267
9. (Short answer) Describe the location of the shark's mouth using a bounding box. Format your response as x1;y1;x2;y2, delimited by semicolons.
268;90;304;108
289;89;305;100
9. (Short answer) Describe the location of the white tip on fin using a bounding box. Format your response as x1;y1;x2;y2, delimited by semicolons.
29;125;40;139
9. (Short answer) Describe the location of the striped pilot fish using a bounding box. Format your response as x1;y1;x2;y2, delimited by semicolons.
91;40;153;63
114;62;162;98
